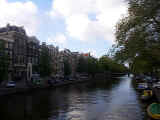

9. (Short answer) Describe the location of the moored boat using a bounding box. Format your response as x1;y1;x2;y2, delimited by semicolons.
153;82;160;88
147;103;160;119
141;90;152;101
137;83;148;91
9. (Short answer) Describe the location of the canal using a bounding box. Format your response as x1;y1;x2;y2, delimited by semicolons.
0;75;148;120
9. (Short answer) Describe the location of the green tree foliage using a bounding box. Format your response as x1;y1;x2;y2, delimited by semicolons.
0;40;9;83
130;56;152;74
99;55;127;73
64;59;71;76
76;56;99;76
76;55;127;76
87;57;99;76
39;46;52;77
99;56;111;71
114;0;160;74
76;56;88;73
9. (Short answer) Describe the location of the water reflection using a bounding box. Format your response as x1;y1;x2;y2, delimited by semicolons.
0;75;147;120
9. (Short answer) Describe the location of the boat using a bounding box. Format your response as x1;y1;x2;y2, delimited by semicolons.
141;90;152;101
137;83;148;90
147;103;160;119
153;82;160;88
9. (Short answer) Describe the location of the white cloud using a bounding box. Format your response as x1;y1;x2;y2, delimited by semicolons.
47;33;67;49
49;0;127;43
66;14;90;41
0;0;39;35
51;0;97;17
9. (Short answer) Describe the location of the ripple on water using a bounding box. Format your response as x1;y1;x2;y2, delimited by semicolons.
104;111;143;120
101;101;144;120
0;76;146;120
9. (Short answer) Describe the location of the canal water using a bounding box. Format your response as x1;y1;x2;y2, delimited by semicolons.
0;75;148;120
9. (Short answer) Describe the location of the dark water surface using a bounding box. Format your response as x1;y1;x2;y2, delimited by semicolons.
0;75;147;120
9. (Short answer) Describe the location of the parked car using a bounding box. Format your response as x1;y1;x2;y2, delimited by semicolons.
6;81;16;88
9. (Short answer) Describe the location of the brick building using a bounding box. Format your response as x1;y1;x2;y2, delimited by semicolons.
0;24;41;83
27;36;40;73
0;24;88;83
0;24;27;81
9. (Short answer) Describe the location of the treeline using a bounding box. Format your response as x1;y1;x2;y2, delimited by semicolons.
0;40;127;84
112;0;160;76
38;46;127;78
76;55;128;77
0;41;9;82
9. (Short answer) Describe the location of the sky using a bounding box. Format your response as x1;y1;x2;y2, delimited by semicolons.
0;0;127;57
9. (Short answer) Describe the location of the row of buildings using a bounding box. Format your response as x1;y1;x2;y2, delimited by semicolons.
0;24;90;83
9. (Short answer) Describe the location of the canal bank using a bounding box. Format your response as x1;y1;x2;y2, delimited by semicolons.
132;75;160;120
0;75;149;120
0;73;125;96
0;77;90;96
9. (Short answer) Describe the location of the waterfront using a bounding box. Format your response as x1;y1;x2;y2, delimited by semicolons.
0;75;148;120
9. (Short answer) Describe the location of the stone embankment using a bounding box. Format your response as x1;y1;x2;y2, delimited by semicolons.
0;76;90;96
0;73;126;96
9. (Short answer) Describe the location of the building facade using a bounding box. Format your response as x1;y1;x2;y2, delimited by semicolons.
0;24;28;81
0;35;14;81
0;24;41;82
0;24;90;83
62;49;79;77
27;36;40;73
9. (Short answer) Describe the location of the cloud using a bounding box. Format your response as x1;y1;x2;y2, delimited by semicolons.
50;0;98;17
49;0;127;43
0;0;39;35
47;33;67;49
66;14;90;41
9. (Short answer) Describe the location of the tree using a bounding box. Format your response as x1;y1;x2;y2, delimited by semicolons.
64;59;71;76
99;55;127;73
0;40;9;83
113;0;160;75
39;46;52;77
77;55;127;77
130;56;152;74
99;56;111;71
87;57;99;76
76;56;88;73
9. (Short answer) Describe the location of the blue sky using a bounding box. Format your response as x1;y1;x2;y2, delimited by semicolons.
1;0;127;57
